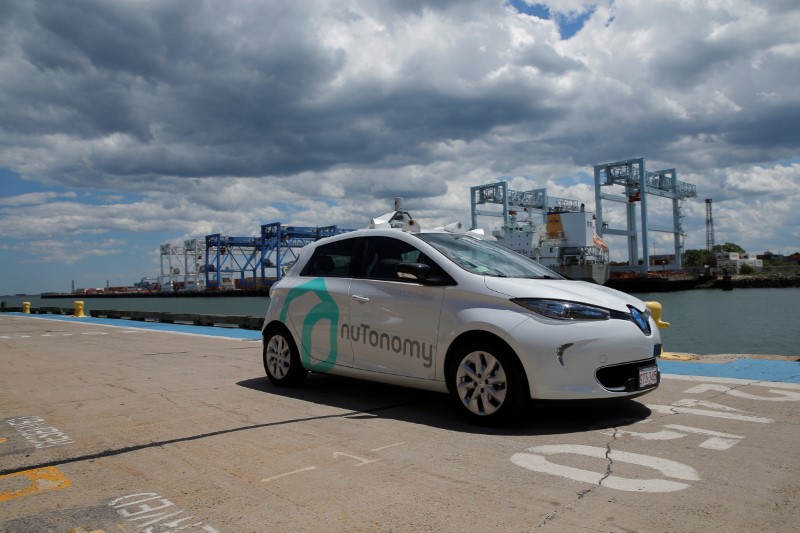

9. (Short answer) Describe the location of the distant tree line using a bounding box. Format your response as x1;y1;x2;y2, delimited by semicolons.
683;243;800;275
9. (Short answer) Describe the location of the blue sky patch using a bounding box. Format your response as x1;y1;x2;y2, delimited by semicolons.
509;1;596;40
0;166;140;206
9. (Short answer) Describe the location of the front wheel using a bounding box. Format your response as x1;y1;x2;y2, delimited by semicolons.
447;342;526;424
263;326;307;386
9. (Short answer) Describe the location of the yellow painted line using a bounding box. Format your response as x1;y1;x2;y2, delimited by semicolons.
0;437;6;444
661;352;699;361
0;466;72;502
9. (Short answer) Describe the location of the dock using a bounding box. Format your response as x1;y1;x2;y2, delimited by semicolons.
1;305;264;329
1;312;799;532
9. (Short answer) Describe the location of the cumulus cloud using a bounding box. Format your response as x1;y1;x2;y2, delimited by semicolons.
0;0;798;291
26;238;127;265
722;163;800;196
0;192;61;206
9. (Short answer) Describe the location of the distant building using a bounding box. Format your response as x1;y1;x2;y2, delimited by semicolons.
648;254;676;271
134;277;160;291
716;252;763;274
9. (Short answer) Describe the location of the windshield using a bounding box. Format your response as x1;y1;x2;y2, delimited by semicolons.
418;233;564;279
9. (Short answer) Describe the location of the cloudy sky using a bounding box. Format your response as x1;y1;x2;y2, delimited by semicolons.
1;0;798;295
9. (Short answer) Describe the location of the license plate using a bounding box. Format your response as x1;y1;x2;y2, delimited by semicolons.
639;365;659;388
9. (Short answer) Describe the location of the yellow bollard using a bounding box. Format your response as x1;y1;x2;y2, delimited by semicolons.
644;301;669;329
22;302;30;314
73;301;85;318
645;301;672;359
643;301;696;360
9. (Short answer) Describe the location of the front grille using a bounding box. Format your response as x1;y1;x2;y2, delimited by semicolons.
596;358;659;392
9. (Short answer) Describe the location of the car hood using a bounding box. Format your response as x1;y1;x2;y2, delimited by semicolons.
483;277;647;313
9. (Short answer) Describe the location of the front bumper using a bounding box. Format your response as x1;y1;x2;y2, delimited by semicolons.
596;358;660;393
508;316;662;400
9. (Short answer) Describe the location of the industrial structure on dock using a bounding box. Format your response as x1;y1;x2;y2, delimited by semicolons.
159;224;353;292
155;156;699;292
469;157;699;285
594;157;697;273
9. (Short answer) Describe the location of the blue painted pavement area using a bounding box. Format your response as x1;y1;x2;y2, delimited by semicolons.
660;358;800;384
6;313;799;382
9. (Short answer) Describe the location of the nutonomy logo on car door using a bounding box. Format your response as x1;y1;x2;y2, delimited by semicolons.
279;277;340;372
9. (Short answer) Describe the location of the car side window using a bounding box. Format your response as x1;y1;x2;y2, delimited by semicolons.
363;236;449;282
301;238;360;277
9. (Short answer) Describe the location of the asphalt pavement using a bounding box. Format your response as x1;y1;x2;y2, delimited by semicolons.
1;313;798;532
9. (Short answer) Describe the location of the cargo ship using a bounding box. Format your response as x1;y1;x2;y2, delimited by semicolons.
492;208;611;284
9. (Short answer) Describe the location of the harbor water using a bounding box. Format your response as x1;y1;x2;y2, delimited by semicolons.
632;287;799;357
2;287;798;357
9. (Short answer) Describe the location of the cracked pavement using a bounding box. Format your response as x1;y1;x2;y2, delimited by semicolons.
1;315;799;532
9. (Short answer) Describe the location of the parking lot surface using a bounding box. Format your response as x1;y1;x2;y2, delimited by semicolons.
2;314;799;532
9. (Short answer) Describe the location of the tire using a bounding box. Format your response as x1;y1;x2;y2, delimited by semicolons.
447;341;526;424
263;326;307;386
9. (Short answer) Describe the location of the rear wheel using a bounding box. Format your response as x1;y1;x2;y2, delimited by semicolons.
263;326;307;386
447;342;526;424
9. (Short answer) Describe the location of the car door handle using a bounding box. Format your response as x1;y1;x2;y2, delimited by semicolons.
352;295;370;303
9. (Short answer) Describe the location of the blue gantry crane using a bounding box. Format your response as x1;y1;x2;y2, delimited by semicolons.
204;234;263;290
202;224;354;290
259;224;347;282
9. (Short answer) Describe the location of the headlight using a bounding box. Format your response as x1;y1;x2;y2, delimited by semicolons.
513;299;610;321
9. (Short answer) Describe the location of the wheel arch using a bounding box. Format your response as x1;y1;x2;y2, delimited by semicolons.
262;320;303;370
262;319;295;342
443;330;532;400
262;320;309;384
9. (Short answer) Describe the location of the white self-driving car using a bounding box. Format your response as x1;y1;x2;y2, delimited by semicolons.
261;210;661;423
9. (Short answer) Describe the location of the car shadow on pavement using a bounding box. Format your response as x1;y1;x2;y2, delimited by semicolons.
236;373;652;437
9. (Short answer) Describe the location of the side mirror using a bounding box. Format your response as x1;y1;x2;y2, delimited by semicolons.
397;262;431;281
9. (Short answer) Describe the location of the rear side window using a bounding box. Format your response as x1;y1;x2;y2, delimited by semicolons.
301;238;360;277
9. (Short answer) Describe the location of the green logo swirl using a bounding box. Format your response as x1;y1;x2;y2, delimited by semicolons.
279;278;339;372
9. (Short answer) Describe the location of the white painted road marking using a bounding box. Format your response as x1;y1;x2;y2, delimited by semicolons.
599;421;744;451
647;403;774;423
663;424;744;450
109;492;218;532
333;452;380;466
684;383;800;401
511;444;700;493
370;442;405;452
261;466;318;482
5;416;74;449
515;379;788;493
